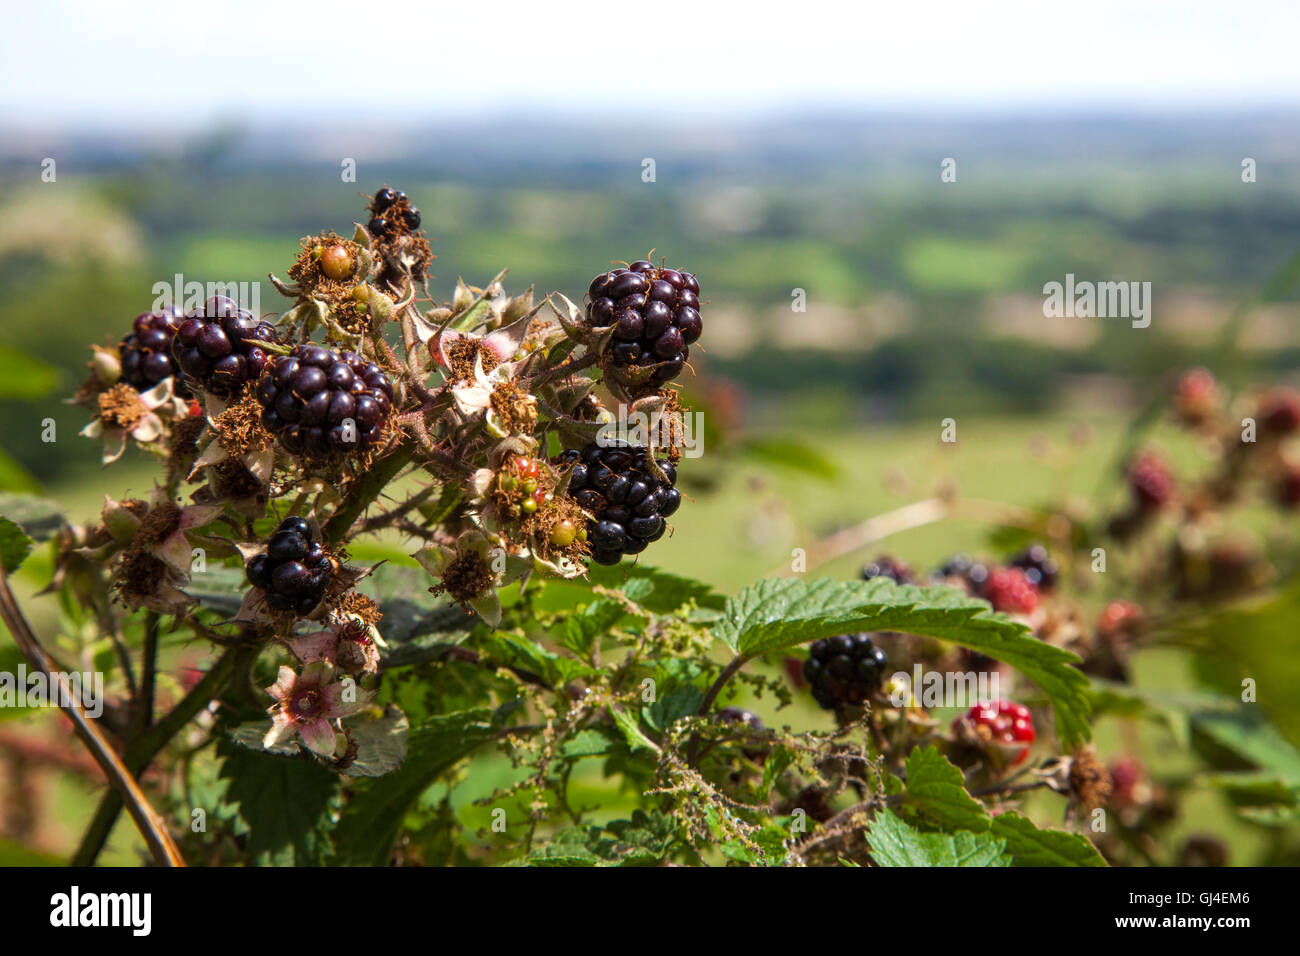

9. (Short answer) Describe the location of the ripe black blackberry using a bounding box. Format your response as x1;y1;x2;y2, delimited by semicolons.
246;516;333;614
255;344;394;458
1009;543;1059;589
119;307;190;396
861;554;913;584
586;260;701;386
368;186;420;236
802;633;888;710
171;296;279;398
558;441;680;565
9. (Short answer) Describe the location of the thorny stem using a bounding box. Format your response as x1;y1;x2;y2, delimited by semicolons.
0;571;185;867
322;443;414;544
528;352;598;389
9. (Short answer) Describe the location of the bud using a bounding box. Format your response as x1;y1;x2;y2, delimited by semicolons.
90;346;122;387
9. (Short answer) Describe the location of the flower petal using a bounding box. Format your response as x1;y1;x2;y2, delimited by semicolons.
297;719;338;757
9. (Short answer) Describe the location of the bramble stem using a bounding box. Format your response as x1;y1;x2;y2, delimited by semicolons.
0;572;185;867
322;443;414;544
71;643;246;867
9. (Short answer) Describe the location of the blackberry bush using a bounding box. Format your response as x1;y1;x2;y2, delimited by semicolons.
255;344;395;458
246;516;334;615
171;295;279;398
586;260;701;387
559;440;680;565
802;633;888;710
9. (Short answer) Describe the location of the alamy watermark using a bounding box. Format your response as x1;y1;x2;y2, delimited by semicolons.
151;276;262;317
1042;273;1151;328
888;664;1001;709
0;665;104;718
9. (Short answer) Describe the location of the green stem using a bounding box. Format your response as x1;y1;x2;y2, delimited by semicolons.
71;644;246;867
137;612;159;733
323;444;413;545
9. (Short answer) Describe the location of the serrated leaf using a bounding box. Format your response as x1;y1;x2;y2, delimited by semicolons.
0;518;33;573
901;745;992;831
716;577;1091;745
642;684;703;734
585;562;726;613
990;812;1106;866
328;708;500;866
868;809;1009;867
217;736;341;866
609;705;658;752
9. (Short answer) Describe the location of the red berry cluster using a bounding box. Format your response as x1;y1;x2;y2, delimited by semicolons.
957;699;1035;764
984;566;1040;614
587;260;701;386
1127;451;1175;511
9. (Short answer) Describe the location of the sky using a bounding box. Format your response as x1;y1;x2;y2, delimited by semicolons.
2;0;1298;127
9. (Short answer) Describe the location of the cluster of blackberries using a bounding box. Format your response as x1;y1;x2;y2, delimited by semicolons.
119;307;189;395
255;344;394;457
171;296;279;398
559;441;681;565
246;517;333;614
803;633;888;710
368;186;421;238
586;261;701;386
1009;543;1058;589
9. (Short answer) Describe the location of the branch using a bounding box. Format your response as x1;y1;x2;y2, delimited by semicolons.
0;572;185;867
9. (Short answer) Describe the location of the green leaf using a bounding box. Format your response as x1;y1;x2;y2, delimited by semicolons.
990;812;1106;867
0;494;64;540
216;736;341;866
585;562;727;613
0;518;33;573
642;684;704;734
901;745;992;832
329;708;500;866
478;630;595;687
716;577;1091;744
739;436;840;480
868;809;1009;867
609;705;658;752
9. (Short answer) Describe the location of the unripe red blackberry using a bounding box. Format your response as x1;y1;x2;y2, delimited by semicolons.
255;344;394;458
171;296;279;398
1009;543;1059;589
119;307;190;396
955;699;1035;765
802;633;887;710
586;260;701;386
246;516;332;615
1127;451;1174;511
983;567;1039;614
559;441;680;565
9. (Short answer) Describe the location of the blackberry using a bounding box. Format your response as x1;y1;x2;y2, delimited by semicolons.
119;307;190;396
367;187;419;237
802;633;887;710
586;260;701;386
559;440;680;565
255;344;394;458
933;554;989;594
955;699;1035;765
246;516;332;615
171;295;279;398
983;567;1039;614
1260;389;1300;436
861;554;913;584
1009;543;1058;589
1127;451;1174;511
